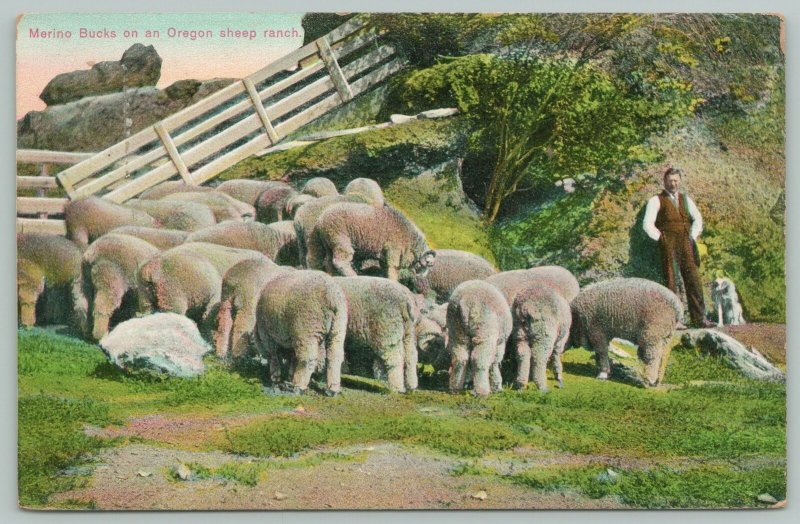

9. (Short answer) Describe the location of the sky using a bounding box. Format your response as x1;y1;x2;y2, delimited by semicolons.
16;13;305;119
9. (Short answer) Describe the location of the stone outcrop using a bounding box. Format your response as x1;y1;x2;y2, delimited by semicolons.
680;329;785;382
40;44;162;106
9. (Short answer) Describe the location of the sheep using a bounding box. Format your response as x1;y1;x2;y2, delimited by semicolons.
254;270;347;395
570;277;683;387
343;178;384;207
446;280;513;396
265;221;300;266
415;303;449;371
511;284;572;392
161;192;255;222
486;266;580;304
213;258;294;360
301;177;338;198
186;221;294;263
124;199;216;232
137;242;270;324
334;276;419;393
408;249;497;303
138;181;215;200
108;226;188;250
64;196;156;249
17;233;87;331
307;202;436;281
284;194;316;219
254;184;299;223
81;233;160;340
215;179;292;207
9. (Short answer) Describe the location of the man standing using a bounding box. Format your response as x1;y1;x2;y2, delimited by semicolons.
643;167;714;329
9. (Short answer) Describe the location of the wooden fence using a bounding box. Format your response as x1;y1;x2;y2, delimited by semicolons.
16;150;93;235
56;16;405;204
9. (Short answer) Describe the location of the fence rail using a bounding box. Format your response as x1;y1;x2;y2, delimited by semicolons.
56;16;404;203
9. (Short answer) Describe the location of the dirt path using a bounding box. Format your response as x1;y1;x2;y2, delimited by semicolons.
51;442;627;510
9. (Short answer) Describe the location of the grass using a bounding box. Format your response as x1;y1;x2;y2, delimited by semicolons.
17;328;786;508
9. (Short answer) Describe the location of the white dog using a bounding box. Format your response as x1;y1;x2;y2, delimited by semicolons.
710;277;745;326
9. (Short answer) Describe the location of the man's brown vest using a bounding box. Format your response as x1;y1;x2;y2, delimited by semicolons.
654;190;691;234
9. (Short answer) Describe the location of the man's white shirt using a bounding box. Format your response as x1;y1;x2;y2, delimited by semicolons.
642;193;703;242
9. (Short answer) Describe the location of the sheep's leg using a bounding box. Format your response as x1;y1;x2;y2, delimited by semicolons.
372;359;387;381
490;336;506;393
513;332;531;389
213;298;234;359
382;247;401;281
291;339;320;393
256;328;282;386
588;329;610;380
382;343;406;393
551;329;568;388
470;338;494;396
403;322;419;392
638;341;663;387
18;262;45;327
324;311;347;396
530;343;551;393
448;334;470;393
229;307;257;360
330;236;357;276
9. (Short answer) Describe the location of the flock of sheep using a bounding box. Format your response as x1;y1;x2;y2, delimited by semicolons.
18;176;685;396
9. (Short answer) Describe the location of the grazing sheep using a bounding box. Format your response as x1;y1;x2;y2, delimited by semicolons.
486;266;580;304
284;194;315;219
254;270;347;395
711;277;745;326
17;233;87;330
416;303;449;370
216;179;292;207
137;242;269;323
254;185;299;223
109;226;188;250
65;196;156;249
213;258;294;360
308;202;436;281
293;195;361;266
301;177;338;198
81;233;160;340
570;277;682;387
124;199;216;232
265;221;300;266
138;181;214;200
447;280;513;396
334;276;419;393
344;178;384;207
186;221;294;262
511;284;572;392
161;192;255;222
409;249;497;302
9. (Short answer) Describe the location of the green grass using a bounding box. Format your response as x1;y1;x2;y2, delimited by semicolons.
17;328;786;508
511;463;786;508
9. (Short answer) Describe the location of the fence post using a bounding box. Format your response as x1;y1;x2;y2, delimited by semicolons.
154;123;193;184
316;36;354;103
243;78;280;145
38;163;49;219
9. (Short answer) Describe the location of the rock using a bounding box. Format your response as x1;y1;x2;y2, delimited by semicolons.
595;468;620;484
418;108;459;119
175;463;192;481
99;313;212;378
18;78;235;152
757;493;778;504
137;470;152;478
40;44;162;106
274;491;288;501
680;329;785;382
471;490;488;500
390;114;417;124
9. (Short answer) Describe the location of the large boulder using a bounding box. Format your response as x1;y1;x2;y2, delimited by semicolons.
680;329;785;382
40;44;162;106
99;313;211;378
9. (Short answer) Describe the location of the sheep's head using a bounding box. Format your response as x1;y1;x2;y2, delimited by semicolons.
411;249;436;277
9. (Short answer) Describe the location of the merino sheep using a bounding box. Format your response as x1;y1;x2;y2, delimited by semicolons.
570;277;683;387
409;249;497;303
186;221;294;263
447;280;513;396
284;194;315;219
511;284;572;392
254;270;347;395
137;242;269;323
65;196;156;249
216;179;292;207
255;185;299;223
343;178;384;207
415;303;449;371
301;177;338;198
124;199;217;232
334;276;419;393
308;202;436;281
81;233;160;340
138;181;214;200
108;226;188;250
17;233;87;330
265;221;300;266
161;192;256;222
213;258;294;360
486;266;580;304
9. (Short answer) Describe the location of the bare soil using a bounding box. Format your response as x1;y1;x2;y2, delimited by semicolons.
720;323;786;365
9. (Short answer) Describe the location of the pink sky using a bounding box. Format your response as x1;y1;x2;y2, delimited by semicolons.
16;13;305;119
